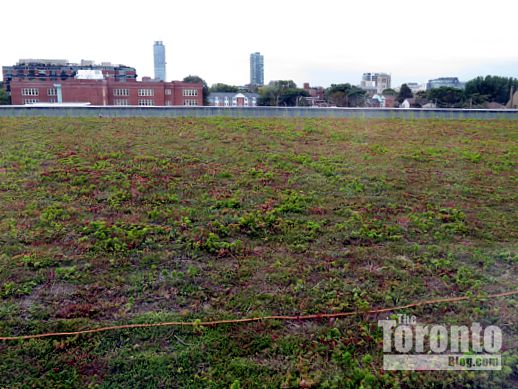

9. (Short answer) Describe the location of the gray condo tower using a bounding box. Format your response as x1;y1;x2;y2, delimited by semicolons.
154;41;166;81
250;52;264;86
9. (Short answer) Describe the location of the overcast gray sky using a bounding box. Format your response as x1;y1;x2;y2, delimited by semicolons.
2;0;517;87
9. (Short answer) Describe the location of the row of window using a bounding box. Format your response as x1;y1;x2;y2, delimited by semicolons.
116;89;177;96
20;96;197;106
214;102;256;107
182;89;198;96
213;96;257;107
21;88;198;97
22;88;58;96
113;99;197;106
138;89;154;97
113;89;129;96
22;98;58;104
21;88;39;96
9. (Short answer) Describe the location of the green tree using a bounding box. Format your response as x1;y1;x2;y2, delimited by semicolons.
382;88;397;96
258;80;308;106
325;84;367;107
397;84;413;103
269;80;297;89
0;88;9;105
183;75;209;105
209;83;239;93
464;75;518;105
278;88;309;106
427;87;465;108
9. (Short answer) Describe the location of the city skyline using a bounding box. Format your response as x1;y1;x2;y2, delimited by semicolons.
1;0;517;87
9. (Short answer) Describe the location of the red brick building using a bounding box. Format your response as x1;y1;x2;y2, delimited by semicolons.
302;82;327;106
303;83;325;100
10;78;203;106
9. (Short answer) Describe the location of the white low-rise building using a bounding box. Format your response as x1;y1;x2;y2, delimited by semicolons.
208;92;259;107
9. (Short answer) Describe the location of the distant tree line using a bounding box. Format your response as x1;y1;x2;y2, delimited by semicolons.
325;84;367;107
209;83;239;93
257;81;309;106
255;76;517;108
464;76;518;106
397;76;518;108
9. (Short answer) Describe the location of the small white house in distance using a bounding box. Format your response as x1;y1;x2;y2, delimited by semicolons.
401;98;437;109
401;99;412;109
208;92;259;107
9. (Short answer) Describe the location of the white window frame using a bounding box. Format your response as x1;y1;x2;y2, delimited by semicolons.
165;89;172;95
22;88;39;96
47;88;57;96
113;89;129;96
138;99;154;106
23;98;39;104
182;89;198;96
114;99;129;106
138;89;154;97
184;99;197;106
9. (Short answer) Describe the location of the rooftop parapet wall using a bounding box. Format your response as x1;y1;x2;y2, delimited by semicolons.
1;106;518;119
